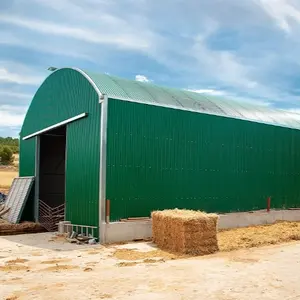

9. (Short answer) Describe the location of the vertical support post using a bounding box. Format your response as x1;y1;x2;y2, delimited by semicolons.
105;199;110;223
18;132;21;177
267;196;271;212
64;126;68;222
99;94;108;243
34;135;40;222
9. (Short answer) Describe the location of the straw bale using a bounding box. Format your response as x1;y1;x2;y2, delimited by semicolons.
152;209;219;255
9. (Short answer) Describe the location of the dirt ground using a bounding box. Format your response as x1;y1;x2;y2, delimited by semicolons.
1;233;300;300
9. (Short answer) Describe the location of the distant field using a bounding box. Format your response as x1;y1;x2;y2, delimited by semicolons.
0;169;18;191
0;154;19;192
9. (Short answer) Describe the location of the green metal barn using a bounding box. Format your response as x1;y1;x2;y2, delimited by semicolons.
20;67;300;242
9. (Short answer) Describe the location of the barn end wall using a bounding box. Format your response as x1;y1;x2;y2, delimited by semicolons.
20;68;101;228
106;98;300;221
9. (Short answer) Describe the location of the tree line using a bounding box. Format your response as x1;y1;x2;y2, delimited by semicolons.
0;137;19;165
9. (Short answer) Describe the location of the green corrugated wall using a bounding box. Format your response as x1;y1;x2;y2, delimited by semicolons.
19;138;36;177
106;99;300;221
19;138;36;221
20;69;100;228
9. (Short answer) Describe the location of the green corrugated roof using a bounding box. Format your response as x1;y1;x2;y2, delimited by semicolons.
85;70;300;130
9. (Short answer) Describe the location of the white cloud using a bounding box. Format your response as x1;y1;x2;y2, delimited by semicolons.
2;0;300;137
0;30;93;61
283;108;300;114
0;67;43;85
256;0;300;33
186;87;272;107
0;105;25;127
232;96;272;107
135;75;150;82
0;90;31;99
0;14;151;51
192;32;258;89
186;89;225;96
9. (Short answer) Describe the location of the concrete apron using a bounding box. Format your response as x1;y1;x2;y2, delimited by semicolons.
103;209;300;244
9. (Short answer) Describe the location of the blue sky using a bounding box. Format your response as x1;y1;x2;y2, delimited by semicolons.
1;0;300;137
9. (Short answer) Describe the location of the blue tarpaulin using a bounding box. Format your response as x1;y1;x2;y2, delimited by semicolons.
0;192;6;203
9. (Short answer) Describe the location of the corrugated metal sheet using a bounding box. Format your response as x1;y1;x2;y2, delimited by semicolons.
85;70;300;130
3;177;35;223
20;68;100;228
65;117;100;226
106;99;300;221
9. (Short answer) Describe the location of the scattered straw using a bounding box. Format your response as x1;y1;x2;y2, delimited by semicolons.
0;264;29;272
40;259;70;264
218;221;300;252
87;251;101;255
116;257;166;267
143;258;165;264
41;265;78;272
31;252;42;257
84;267;93;272
229;257;259;263
116;261;139;267
7;258;28;264
10;277;21;281
48;234;68;243
5;295;19;300
99;294;112;299
112;248;182;261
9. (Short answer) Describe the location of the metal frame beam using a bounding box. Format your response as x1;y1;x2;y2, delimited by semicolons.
34;135;40;222
22;113;88;140
99;94;108;243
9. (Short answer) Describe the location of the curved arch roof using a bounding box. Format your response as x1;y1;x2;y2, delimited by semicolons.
82;69;300;130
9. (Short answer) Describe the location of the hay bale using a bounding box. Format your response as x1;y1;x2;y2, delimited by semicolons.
152;209;219;255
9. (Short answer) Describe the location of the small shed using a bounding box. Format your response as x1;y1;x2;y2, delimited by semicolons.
20;67;300;242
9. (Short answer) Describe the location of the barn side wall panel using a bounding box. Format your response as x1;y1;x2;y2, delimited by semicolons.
20;69;100;227
19;137;36;221
106;98;300;221
19;137;36;177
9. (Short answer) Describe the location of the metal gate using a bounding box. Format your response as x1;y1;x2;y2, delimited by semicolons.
39;199;65;231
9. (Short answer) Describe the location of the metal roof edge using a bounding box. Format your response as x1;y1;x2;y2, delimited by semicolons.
70;68;103;98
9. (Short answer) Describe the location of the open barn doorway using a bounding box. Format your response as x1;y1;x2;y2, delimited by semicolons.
38;126;66;231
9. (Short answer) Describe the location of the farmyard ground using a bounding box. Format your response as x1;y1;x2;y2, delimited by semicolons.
1;232;300;300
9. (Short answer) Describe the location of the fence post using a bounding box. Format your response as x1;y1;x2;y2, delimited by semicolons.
267;196;271;212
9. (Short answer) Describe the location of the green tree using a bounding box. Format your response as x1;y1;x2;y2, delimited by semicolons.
0;137;19;153
0;146;14;165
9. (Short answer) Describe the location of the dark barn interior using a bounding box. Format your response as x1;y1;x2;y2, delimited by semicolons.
39;126;66;209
